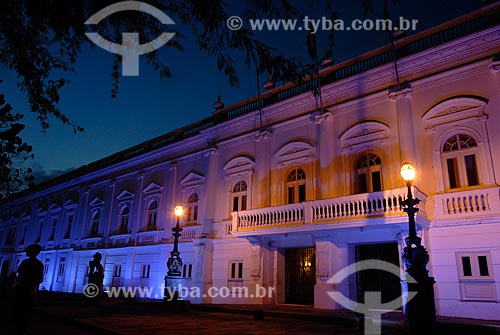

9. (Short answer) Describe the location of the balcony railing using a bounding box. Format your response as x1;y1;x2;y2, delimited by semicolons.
179;225;202;241
232;187;426;232
432;186;500;219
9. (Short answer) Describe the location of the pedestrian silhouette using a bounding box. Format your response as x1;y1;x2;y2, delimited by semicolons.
87;252;104;303
11;243;44;335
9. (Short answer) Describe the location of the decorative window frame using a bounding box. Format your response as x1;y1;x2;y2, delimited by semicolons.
19;213;30;246
35;207;47;243
455;251;497;302
285;167;307;204
142;182;163;231
275;141;315;204
116;189;134;235
185;192;200;225
339;121;390;195
62;199;77;240
180;171;206;225
422;96;492;191
88;196;104;238
224;156;255;216
47;204;61;242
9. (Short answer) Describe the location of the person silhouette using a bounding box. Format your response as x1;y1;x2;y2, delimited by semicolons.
87;252;104;303
11;243;44;335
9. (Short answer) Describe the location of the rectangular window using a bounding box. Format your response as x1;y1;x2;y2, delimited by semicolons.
6;228;16;245
372;171;382;192
457;252;493;280
298;184;306;202
44;260;50;276
288;186;294;204
232;197;239;212
478;256;489;276
141;264;150;278
183;264;193;278
193;205;198;221
58;262;65;276
358;173;367;194
241;195;247;211
461;256;472;276
49;218;57;241
464;154;479;186
447;158;460;189
229;261;243;279
113;264;122;277
36;222;43;242
64;214;73;239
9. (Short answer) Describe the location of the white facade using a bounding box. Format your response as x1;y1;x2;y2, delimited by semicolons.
1;5;500;320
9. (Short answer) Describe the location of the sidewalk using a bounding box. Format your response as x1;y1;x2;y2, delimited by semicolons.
12;292;500;334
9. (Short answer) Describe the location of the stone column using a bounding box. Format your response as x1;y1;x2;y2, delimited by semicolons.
76;188;89;244
389;83;417;165
191;238;214;304
491;54;500;90
315;111;335;199
202;146;218;236
254;130;272;208
313;236;335;309
133;172;144;238
104;180;116;244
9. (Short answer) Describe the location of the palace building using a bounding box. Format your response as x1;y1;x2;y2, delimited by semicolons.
1;4;500;320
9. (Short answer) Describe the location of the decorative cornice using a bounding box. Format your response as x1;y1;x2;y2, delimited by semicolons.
314;111;333;124
388;85;412;101
254;129;273;142
168;162;177;171
203;146;218;157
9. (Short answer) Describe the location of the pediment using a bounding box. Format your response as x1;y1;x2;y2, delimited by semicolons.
423;96;488;127
339;121;390;149
48;203;61;212
180;171;206;188
36;207;47;216
117;189;135;201
275;141;315;165
63;199;77;209
89;196;104;207
143;182;163;195
224;156;255;177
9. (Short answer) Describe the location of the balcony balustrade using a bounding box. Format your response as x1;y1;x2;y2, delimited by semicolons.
432;186;500;219
232;187;427;232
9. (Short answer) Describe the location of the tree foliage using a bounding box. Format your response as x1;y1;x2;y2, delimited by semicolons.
0;83;34;200
0;0;391;197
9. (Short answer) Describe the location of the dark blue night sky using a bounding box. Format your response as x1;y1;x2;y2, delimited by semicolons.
0;0;483;184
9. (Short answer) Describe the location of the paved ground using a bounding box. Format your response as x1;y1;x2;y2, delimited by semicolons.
2;292;500;335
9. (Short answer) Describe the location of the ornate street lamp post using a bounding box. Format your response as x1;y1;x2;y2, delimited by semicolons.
167;205;184;276
164;205;184;302
400;163;436;333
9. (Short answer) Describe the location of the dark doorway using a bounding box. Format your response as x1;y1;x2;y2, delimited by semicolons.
355;242;401;305
285;247;316;305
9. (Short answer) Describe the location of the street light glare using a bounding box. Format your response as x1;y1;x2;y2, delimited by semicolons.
174;205;184;217
400;162;416;182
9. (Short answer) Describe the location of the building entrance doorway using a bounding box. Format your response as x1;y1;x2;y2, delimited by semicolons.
285;247;316;305
355;242;401;305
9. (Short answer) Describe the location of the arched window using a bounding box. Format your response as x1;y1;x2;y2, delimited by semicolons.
231;181;248;212
286;168;306;204
356;153;382;194
186;193;199;224
146;200;158;229
90;212;100;237
442;134;479;189
119;206;130;234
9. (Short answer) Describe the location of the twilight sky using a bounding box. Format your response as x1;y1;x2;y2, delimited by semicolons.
0;0;484;184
